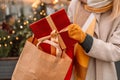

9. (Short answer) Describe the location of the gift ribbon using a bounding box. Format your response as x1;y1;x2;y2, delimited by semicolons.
37;24;68;56
37;28;68;42
46;16;67;50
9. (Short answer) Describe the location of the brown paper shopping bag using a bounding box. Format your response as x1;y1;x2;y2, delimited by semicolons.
12;37;72;80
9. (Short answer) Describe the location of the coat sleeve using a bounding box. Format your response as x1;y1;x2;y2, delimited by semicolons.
87;23;120;62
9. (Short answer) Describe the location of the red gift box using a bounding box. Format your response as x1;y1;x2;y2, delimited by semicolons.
30;9;75;80
30;9;76;49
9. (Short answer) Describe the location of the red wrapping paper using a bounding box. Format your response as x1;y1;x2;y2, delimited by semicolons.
30;9;76;48
30;9;75;80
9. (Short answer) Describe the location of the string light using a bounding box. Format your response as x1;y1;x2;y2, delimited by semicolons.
4;44;7;47
20;25;23;29
18;19;21;23
24;22;27;25
26;21;29;24
53;0;59;4
34;18;37;21
32;5;38;9
10;41;13;45
43;13;46;16
41;3;44;6
3;37;6;40
12;30;15;34
40;12;43;15
7;36;10;39
42;10;45;12
0;44;1;47
16;37;19;40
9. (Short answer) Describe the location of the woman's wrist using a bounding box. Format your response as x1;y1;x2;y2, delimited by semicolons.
79;34;93;53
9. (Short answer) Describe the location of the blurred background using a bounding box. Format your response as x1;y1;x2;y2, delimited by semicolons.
0;0;71;58
0;0;71;80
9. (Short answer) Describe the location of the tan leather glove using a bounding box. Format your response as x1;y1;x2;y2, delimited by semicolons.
68;24;86;43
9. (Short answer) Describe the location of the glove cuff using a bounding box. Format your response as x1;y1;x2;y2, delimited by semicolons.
79;34;93;53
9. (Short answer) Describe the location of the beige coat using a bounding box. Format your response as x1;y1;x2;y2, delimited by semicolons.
68;0;120;80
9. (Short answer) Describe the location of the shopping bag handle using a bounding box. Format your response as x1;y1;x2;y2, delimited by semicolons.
32;28;68;57
36;38;62;57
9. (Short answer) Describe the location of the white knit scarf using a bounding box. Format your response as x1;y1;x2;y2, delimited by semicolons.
87;0;112;8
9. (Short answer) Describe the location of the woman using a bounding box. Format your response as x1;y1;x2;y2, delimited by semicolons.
67;0;120;80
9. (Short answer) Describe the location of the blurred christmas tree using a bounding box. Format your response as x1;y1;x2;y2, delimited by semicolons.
0;1;48;58
0;30;12;57
32;1;47;21
10;7;32;56
0;7;32;57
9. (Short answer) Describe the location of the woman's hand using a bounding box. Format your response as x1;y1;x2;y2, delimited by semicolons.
68;24;86;43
